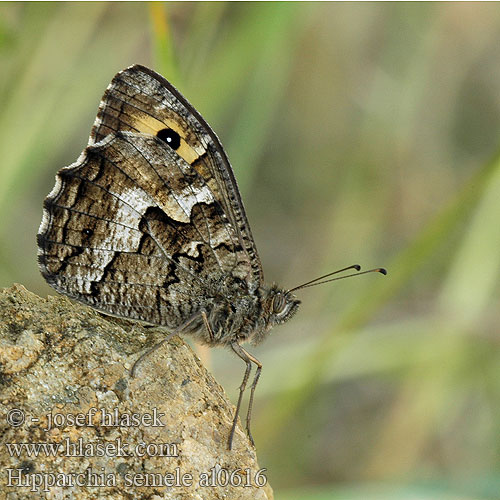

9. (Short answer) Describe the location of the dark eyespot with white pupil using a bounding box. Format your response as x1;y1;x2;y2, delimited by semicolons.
273;293;286;314
157;128;181;150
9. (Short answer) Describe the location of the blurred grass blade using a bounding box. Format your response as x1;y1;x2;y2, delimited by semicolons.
224;5;304;188
149;2;179;84
438;157;500;327
182;2;227;78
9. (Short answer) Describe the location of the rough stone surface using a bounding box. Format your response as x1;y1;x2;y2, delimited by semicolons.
0;284;273;499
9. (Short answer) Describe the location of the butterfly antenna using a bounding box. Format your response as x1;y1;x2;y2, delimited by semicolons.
289;265;386;292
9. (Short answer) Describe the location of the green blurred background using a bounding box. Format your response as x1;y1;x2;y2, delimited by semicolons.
1;2;499;499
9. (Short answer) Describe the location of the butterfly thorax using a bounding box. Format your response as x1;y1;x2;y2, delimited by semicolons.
180;274;300;347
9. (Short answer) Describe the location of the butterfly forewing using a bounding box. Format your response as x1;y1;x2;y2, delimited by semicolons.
90;64;263;287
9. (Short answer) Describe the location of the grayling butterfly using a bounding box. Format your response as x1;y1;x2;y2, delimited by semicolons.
37;65;386;449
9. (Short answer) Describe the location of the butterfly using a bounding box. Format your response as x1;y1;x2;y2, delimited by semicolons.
37;65;386;450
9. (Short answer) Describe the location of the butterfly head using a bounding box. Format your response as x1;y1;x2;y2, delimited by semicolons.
266;286;301;327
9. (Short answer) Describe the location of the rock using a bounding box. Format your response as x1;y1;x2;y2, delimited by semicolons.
0;284;273;499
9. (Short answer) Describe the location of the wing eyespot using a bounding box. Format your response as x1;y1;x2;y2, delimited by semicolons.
157;128;181;150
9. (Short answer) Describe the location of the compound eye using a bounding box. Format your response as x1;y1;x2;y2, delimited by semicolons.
272;293;286;314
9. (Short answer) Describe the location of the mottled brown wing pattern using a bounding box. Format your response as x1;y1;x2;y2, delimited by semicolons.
91;65;263;287
38;133;247;326
37;64;263;327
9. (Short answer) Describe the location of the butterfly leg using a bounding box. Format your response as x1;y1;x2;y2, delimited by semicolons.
244;350;262;447
229;342;261;449
201;310;215;342
130;330;179;377
130;314;200;377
